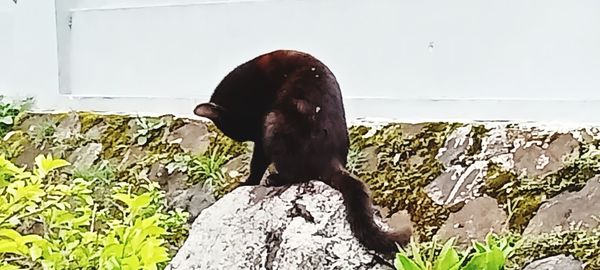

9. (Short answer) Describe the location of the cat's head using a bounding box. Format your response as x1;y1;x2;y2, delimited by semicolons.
193;102;251;141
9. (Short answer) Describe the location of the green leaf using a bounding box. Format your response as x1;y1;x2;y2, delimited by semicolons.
463;247;505;270
0;240;22;255
0;263;20;270
0;116;13;125
472;241;488;253
114;193;133;208
132;193;152;210
30;243;43;261
122;255;141;269
434;238;460;270
394;254;423;270
34;154;70;178
408;240;426;268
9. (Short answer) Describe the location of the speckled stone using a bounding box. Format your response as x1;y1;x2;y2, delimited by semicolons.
167;181;394;270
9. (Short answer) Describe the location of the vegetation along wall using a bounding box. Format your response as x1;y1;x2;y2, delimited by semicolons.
1;98;599;269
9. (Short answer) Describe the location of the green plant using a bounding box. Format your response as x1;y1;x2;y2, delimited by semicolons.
395;233;517;270
189;146;230;189
25;118;57;148
133;117;166;146
165;153;192;174
0;96;32;137
0;154;188;269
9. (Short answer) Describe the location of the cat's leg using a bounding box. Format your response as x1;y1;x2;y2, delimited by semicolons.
264;173;294;187
240;141;270;186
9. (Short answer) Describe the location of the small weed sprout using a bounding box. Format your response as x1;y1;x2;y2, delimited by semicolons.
133;117;166;146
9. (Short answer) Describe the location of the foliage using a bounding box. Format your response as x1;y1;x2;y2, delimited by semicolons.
0;96;32;137
25;118;57;148
395;233;518;270
0;154;188;269
188;146;230;188
133;117;166;146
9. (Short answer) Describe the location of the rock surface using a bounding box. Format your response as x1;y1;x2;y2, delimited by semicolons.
167;181;394;270
525;176;600;234
167;122;210;155
435;196;507;247
523;254;584;270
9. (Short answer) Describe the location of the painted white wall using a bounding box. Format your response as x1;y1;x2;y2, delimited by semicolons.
2;0;600;123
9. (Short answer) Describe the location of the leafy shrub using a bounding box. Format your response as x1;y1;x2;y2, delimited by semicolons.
0;154;188;269
0;96;32;137
395;233;517;270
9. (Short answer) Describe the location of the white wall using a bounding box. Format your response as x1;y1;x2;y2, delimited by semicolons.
2;0;600;123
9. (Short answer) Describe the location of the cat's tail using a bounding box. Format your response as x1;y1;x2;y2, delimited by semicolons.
329;169;411;254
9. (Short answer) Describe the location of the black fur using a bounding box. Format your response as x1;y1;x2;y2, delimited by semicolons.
194;50;410;254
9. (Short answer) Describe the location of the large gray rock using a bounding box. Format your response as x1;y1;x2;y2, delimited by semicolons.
167;122;210;155
513;133;579;178
169;182;216;221
167;181;394;270
435;196;507;247
67;143;102;170
523;254;584;270
525;176;600;234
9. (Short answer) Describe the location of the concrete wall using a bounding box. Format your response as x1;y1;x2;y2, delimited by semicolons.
1;0;600;122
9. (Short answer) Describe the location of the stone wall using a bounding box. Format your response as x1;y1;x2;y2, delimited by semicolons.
2;112;599;269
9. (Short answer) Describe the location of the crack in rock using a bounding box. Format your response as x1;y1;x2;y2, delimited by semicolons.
264;229;284;270
287;196;315;223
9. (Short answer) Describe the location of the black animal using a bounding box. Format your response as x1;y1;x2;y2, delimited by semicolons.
194;50;410;253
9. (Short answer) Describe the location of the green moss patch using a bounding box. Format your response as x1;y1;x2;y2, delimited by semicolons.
349;123;462;240
483;143;600;232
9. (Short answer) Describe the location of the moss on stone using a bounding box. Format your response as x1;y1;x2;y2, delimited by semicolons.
507;228;600;269
349;122;461;240
98;114;133;160
484;143;600;232
78;112;105;134
465;124;489;157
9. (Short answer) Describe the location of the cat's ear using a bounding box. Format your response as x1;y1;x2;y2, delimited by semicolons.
194;102;224;120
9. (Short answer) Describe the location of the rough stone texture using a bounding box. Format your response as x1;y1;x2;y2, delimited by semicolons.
54;113;81;141
426;161;486;206
221;153;251;183
436;125;472;167
523;254;584;270
525;176;600;235
14;141;43;168
169;182;216;221
387;210;413;236
67;142;102;169
83;124;108;141
360;146;379;172
436;196;507;247
167;181;393;270
427;124;493;206
116;146;145;170
513;133;579;178
167;122;210;155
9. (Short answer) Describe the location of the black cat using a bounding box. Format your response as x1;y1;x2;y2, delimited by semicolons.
194;50;410;253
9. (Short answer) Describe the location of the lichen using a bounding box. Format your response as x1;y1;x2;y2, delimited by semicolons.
349;122;461;240
465;124;489;157
97;114;133;160
483;143;600;232
78;111;104;134
507;228;600;269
